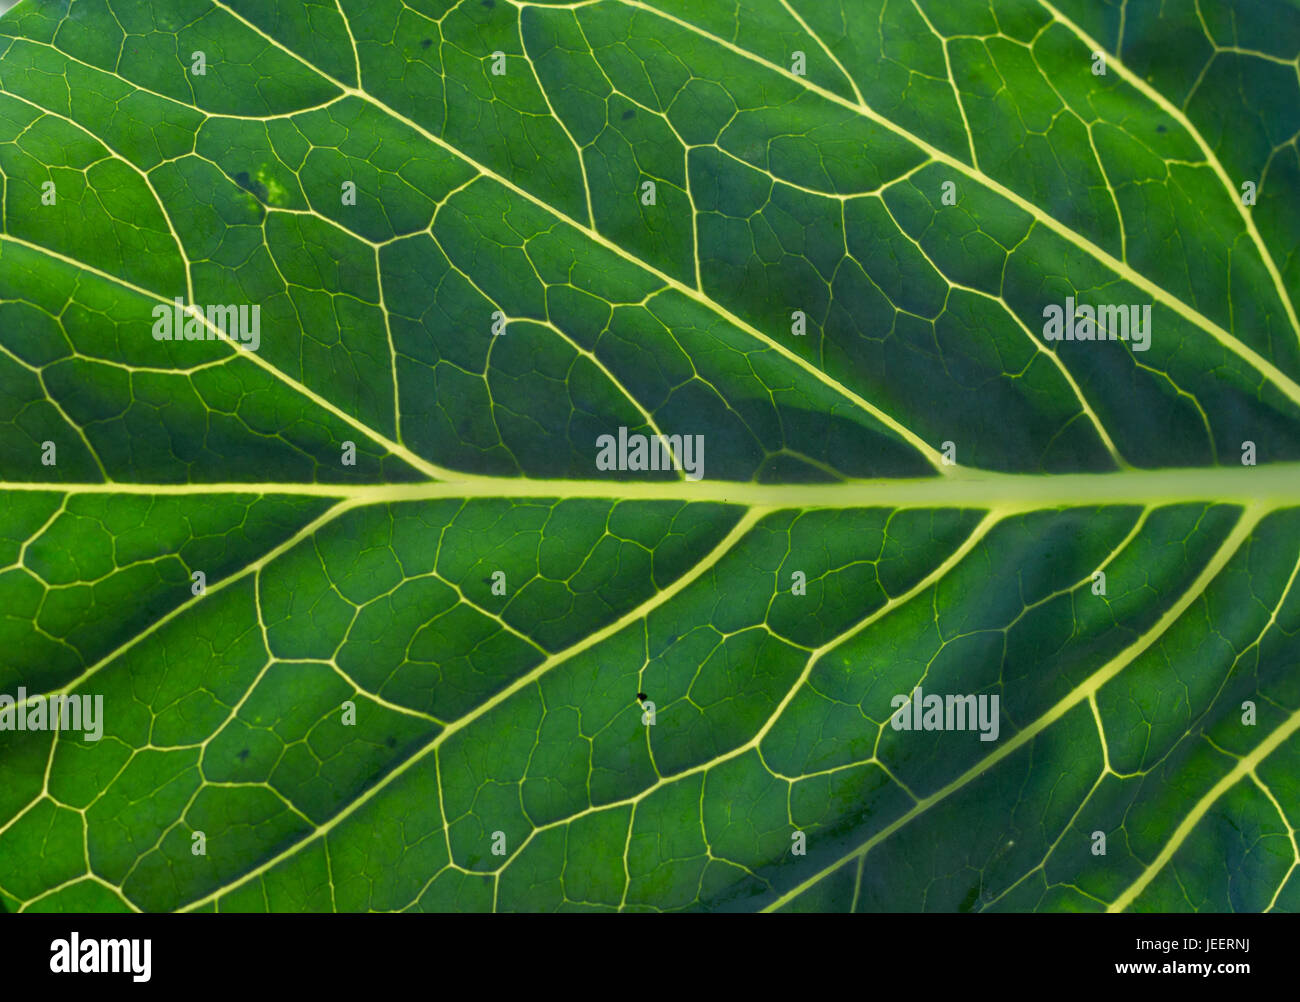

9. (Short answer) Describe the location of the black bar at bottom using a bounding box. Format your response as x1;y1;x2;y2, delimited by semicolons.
0;911;1287;989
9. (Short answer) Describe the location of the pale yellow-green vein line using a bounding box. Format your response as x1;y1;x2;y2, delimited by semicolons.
3;463;1299;506
1038;0;1300;348
198;0;950;474
1108;702;1300;912
0;233;457;482
763;503;1265;911
176;506;768;911
617;0;1300;412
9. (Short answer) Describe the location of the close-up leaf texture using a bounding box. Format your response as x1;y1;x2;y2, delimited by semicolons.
0;0;1298;913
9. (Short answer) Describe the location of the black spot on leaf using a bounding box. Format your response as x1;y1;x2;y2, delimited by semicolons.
1156;124;1167;133
420;38;433;49
238;748;250;761
621;109;636;120
233;170;269;204
386;736;397;748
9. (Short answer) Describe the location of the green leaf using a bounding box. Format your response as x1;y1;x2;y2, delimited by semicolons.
0;0;1298;913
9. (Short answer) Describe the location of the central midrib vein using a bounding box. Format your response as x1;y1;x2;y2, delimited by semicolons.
3;462;1300;506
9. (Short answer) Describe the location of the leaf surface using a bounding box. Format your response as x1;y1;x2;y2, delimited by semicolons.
0;0;1299;913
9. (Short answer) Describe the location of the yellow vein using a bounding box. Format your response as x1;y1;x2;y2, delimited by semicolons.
873;196;1128;466
370;505;1005;902
763;503;1265;911
908;0;979;169
1108;537;1300;910
1038;0;1300;347
1253;772;1300;913
617;0;1300;411
0;233;457;481
3;463;1299;506
177;506;767;911
197;0;949;474
11;500;357;709
0;88;195;308
1108;702;1300;912
777;0;865;106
